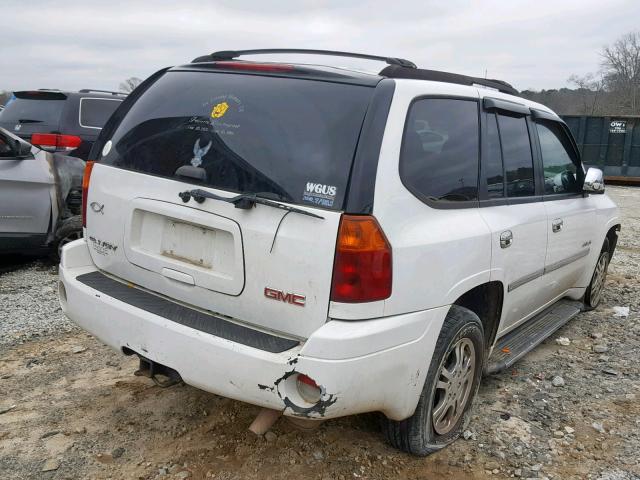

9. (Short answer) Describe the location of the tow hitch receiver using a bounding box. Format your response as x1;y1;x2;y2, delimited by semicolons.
133;355;183;388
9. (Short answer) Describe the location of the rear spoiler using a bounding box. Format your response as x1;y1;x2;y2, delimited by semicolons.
13;91;67;100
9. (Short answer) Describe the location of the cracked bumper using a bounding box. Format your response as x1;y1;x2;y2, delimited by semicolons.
59;239;447;420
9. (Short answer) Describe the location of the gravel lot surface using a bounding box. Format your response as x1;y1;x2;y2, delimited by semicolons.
1;186;639;480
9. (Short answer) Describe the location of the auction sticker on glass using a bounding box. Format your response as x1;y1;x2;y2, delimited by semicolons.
302;182;338;207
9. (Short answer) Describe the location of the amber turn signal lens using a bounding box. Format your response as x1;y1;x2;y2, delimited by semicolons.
81;161;95;227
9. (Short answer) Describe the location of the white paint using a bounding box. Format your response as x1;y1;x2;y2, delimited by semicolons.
86;164;340;339
59;75;620;424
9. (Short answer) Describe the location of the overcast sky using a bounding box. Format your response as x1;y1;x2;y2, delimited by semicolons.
1;0;639;93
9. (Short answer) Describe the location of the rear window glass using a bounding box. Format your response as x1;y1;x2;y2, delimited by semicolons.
80;98;122;129
0;97;64;126
100;71;374;210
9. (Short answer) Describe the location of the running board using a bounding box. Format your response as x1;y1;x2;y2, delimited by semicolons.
486;299;583;374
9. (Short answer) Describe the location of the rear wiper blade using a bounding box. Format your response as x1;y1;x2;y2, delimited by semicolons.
178;188;324;220
17;119;43;123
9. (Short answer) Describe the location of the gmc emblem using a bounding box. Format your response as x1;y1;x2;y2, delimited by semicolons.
264;287;306;307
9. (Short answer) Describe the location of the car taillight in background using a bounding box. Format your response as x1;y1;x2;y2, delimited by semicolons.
81;161;95;227
30;133;82;151
331;215;392;303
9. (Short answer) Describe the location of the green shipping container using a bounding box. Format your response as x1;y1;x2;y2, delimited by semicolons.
562;115;640;180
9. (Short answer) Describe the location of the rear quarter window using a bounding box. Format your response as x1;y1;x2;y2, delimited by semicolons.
400;98;480;205
79;98;122;129
99;71;374;210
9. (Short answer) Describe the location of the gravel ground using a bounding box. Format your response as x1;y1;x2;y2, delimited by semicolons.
0;260;77;353
0;186;639;480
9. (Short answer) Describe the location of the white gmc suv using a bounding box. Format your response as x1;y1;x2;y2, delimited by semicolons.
58;49;620;455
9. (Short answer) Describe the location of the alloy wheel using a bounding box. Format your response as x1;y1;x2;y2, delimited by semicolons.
590;252;609;307
432;337;476;435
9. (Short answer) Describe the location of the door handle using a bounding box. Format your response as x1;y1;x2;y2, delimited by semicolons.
500;230;513;249
552;219;564;233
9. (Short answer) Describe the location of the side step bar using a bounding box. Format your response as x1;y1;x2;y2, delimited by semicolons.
486;299;583;374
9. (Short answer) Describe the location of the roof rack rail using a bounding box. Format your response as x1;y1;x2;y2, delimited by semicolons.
379;65;519;96
78;89;128;96
192;49;417;68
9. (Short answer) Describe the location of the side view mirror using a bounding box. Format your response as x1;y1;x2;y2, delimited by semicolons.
583;167;605;194
15;138;33;157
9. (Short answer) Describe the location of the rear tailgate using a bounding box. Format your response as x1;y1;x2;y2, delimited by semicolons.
85;69;375;339
87;165;341;338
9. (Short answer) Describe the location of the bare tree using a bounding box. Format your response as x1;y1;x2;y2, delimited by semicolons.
567;73;605;115
601;31;640;114
119;77;143;93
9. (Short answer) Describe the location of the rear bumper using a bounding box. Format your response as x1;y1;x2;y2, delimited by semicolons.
59;239;447;420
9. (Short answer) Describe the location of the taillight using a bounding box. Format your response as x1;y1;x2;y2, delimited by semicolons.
31;133;82;150
81;161;95;227
331;215;392;303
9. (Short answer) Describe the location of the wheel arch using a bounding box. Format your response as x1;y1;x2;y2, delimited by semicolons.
605;224;620;259
452;281;504;353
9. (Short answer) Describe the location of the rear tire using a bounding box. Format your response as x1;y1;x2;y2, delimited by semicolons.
382;305;484;456
583;238;610;310
51;216;83;262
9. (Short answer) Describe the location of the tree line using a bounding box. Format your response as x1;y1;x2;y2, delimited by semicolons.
521;31;639;116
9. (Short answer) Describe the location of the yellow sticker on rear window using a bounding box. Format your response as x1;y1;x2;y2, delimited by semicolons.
211;101;229;119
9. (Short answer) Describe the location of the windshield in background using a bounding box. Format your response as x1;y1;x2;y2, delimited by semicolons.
99;71;374;210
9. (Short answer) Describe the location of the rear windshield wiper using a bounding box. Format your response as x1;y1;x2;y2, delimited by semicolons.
178;188;324;220
17;119;43;124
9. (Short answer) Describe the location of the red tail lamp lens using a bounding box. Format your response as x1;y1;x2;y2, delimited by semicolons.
331;215;392;303
31;133;82;149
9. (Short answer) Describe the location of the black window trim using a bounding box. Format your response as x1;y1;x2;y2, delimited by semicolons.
483;97;531;116
530;115;586;201
344;79;396;214
398;94;482;210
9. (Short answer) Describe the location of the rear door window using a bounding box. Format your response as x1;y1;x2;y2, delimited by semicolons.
400;98;480;204
497;113;535;197
536;121;580;195
100;71;374;210
79;98;122;129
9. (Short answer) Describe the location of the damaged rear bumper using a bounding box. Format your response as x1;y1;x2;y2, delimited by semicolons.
59;239;447;420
